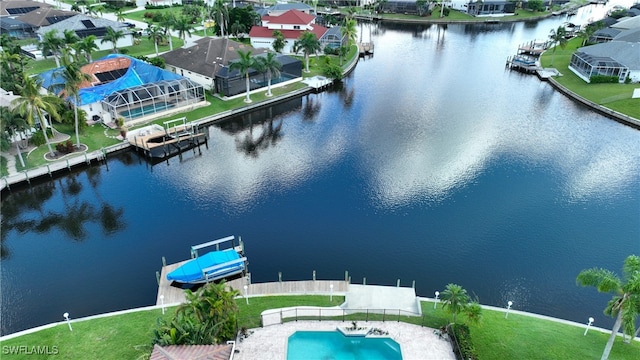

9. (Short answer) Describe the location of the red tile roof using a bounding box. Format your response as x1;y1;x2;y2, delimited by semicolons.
249;25;327;41
262;9;315;25
79;57;131;88
149;344;233;360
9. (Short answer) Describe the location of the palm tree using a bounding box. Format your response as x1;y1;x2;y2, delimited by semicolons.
12;74;61;157
548;26;567;66
40;30;65;68
173;16;193;44
256;52;282;97
464;301;483;326
230;20;246;38
158;13;176;51
229;49;258;103
272;30;286;53
58;50;91;148
440;283;470;324
341;18;357;49
293;31;322;73
577;255;640;360
101;27;126;54
416;0;428;16
0;106;29;168
210;0;228;38
146;26;166;56
73;35;98;63
115;8;125;23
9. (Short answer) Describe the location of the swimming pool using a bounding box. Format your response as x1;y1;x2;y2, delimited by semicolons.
119;103;174;119
287;331;402;360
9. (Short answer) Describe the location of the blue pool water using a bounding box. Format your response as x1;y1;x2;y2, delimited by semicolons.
287;331;402;360
119;102;174;119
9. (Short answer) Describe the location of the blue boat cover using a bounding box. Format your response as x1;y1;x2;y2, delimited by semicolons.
167;249;243;283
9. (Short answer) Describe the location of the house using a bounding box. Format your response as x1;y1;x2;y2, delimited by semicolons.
249;9;344;53
159;37;269;91
14;7;77;28
36;14;133;52
465;1;516;16
38;54;206;125
569;40;640;83
0;0;53;17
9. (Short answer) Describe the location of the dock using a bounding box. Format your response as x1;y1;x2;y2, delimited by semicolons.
302;76;333;92
128;118;208;160
358;42;374;56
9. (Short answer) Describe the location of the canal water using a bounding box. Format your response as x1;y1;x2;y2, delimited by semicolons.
1;2;639;335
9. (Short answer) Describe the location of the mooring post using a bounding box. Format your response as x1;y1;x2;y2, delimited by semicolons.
313;270;316;281
345;270;349;282
156;271;160;285
66;159;71;170
412;280;415;289
397;279;400;287
84;152;89;164
23;171;30;184
363;277;366;285
46;164;52;177
162;256;166;267
278;271;282;283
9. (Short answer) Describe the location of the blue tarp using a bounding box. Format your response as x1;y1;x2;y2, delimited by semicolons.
39;54;183;106
166;249;244;284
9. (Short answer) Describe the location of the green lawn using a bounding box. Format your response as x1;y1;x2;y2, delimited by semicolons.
1;296;638;360
541;38;640;119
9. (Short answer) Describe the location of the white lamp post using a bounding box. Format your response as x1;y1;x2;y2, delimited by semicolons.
63;312;72;331
243;285;249;305
505;301;513;318
434;291;440;309
160;295;165;315
584;317;594;335
330;283;334;302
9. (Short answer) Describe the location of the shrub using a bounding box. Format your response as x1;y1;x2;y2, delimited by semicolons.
55;140;75;154
30;130;46;146
443;7;450;16
589;75;618;84
143;11;155;19
448;324;478;360
323;45;338;55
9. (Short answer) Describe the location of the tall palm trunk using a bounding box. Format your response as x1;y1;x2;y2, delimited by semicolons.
37;110;55;156
14;139;25;168
601;311;623;360
73;103;80;148
244;73;251;103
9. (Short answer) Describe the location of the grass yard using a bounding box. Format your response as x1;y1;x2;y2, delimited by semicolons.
1;296;638;360
540;38;640;119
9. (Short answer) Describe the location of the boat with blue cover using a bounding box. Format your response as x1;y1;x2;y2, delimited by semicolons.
167;235;248;284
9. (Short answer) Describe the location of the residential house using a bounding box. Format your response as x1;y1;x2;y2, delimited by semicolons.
259;2;314;17
0;0;53;17
15;7;77;28
39;54;206;125
159;37;269;91
0;17;36;39
249;9;344;53
36;14;133;52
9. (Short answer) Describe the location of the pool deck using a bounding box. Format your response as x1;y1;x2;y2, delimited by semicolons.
233;320;456;360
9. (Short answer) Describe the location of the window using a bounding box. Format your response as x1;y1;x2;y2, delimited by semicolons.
293;25;300;30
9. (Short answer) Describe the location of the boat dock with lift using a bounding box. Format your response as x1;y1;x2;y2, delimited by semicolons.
128;117;208;160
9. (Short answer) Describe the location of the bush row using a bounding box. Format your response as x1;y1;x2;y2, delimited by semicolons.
448;324;479;360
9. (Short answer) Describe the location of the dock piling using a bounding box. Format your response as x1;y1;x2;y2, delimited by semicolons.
156;271;160;285
397;279;400;287
162;256;166;267
313;270;316;281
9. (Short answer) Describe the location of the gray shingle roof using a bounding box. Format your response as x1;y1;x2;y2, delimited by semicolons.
159;37;268;77
36;14;127;36
580;41;640;70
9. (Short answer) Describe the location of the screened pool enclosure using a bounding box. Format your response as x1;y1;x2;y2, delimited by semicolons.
569;51;629;83
102;78;205;120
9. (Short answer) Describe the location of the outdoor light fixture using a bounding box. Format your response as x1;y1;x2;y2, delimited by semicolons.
434;291;440;309
505;301;513;318
243;285;249;305
584;317;594;335
63;312;72;331
160;295;165;315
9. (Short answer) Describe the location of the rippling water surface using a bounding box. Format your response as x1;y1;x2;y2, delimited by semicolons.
2;1;639;335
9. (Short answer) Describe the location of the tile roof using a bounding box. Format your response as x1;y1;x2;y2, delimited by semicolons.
249;24;327;40
262;9;315;25
36;14;128;36
78;56;132;88
15;8;77;27
159;37;268;77
0;0;53;17
149;344;233;360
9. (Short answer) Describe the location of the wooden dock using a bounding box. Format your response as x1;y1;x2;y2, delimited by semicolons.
358;42;374;56
128;123;208;159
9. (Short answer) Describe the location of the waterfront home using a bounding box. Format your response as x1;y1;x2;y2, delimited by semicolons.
35;14;133;52
569;40;640;83
256;1;315;17
159;38;268;91
38;54;206;126
249;9;330;54
0;0;53;17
